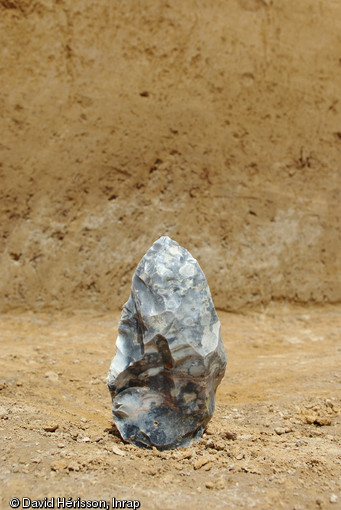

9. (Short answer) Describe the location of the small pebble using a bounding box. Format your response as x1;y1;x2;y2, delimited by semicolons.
330;494;338;504
0;406;8;419
223;431;237;440
205;482;214;489
45;371;59;382
317;418;332;426
43;424;59;432
274;427;291;435
214;440;225;451
194;457;210;470
215;476;225;490
112;445;126;457
91;435;103;443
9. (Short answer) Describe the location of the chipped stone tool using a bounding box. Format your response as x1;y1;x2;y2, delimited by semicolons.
107;236;227;449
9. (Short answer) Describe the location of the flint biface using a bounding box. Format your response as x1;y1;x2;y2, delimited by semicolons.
107;236;227;450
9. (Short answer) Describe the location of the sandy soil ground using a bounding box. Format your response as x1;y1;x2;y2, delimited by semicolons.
1;305;340;510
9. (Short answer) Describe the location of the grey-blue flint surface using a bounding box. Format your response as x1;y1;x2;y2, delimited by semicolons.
107;236;227;449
